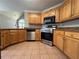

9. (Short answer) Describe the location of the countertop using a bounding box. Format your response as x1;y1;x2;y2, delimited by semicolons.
0;27;41;30
57;27;79;32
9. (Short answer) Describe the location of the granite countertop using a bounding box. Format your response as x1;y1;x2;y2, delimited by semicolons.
0;28;26;30
0;27;42;30
57;27;79;32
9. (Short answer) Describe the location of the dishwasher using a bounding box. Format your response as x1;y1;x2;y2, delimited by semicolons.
27;29;35;41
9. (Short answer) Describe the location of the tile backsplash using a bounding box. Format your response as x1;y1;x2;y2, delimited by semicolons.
58;19;79;28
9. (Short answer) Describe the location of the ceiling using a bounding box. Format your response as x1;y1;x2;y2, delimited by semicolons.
0;0;64;12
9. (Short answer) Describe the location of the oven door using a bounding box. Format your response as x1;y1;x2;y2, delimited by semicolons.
41;32;52;41
41;32;53;46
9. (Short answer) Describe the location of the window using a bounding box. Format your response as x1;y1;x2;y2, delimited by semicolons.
18;19;25;28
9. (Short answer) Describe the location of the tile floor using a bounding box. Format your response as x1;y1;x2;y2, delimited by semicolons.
1;42;69;59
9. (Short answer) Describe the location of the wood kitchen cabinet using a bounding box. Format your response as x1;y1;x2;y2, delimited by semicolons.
0;29;27;49
10;30;19;44
40;12;47;24
54;29;79;59
41;9;56;24
56;34;64;51
64;36;79;59
18;30;27;42
41;13;45;24
10;29;27;44
65;31;79;40
28;13;41;24
1;30;10;49
47;9;55;16
40;0;79;23
55;8;60;22
60;0;71;22
72;0;79;17
53;29;65;51
35;29;41;41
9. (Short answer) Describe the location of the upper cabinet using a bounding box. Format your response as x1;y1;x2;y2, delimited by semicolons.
59;0;79;22
28;13;41;24
48;9;56;16
72;0;79;17
43;9;55;17
55;8;60;22
41;9;56;23
60;0;72;22
27;0;79;24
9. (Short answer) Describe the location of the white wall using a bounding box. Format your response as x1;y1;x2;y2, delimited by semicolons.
0;12;30;29
24;12;29;27
0;14;17;28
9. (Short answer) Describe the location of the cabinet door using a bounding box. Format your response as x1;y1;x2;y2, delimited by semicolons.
41;13;44;24
55;8;60;22
35;29;41;41
53;31;57;46
60;0;71;22
64;37;79;59
54;34;64;51
72;0;79;17
1;30;10;49
10;30;18;44
35;14;41;24
28;13;41;24
29;16;36;24
49;9;56;16
56;34;64;51
53;30;64;51
60;6;65;22
18;30;26;42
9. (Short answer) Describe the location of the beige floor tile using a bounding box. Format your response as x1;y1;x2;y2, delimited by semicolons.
40;54;50;59
1;42;69;59
31;50;39;55
31;54;40;59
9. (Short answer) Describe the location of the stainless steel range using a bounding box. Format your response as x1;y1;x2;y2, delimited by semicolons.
41;16;56;46
41;27;53;46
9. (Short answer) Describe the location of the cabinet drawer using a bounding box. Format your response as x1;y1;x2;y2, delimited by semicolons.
55;30;65;35
65;31;79;39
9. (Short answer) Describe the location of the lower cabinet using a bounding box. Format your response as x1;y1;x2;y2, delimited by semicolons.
10;30;19;44
54;34;64;51
35;29;41;41
64;36;79;59
18;30;27;42
1;29;27;49
1;30;10;49
54;29;79;59
53;30;64;51
56;34;64;51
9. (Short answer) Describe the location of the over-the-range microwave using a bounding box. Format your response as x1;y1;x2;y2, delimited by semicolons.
44;16;55;25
